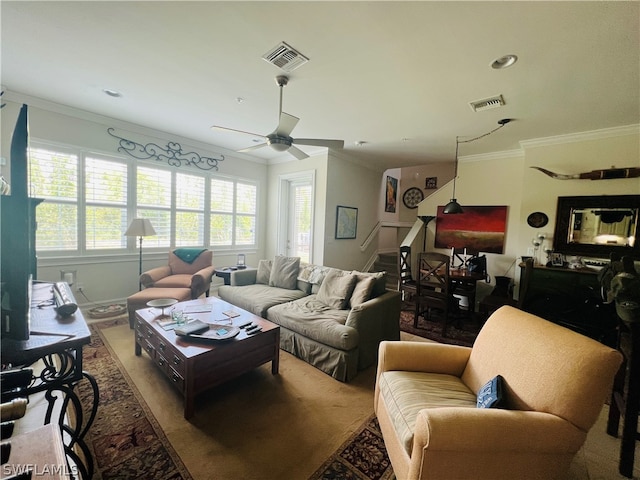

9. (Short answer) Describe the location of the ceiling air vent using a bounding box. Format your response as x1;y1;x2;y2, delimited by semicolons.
262;41;309;72
469;95;505;112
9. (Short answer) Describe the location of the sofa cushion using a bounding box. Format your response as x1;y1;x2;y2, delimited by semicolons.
379;371;477;455
218;283;307;317
152;274;193;289
269;255;300;289
351;270;387;298
477;375;505;409
256;259;272;285
349;275;376;308
316;269;357;309
267;296;358;351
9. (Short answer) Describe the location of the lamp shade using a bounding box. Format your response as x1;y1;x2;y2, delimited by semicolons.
125;218;156;237
443;199;464;214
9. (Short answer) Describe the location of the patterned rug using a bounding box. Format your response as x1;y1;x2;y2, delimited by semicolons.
399;303;481;347
309;414;395;480
77;317;192;480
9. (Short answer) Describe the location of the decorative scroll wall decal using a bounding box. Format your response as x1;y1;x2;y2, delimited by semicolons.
107;128;224;171
531;166;640;180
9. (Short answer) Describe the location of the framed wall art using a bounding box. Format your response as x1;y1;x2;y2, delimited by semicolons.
425;177;438;189
385;176;398;213
335;205;358;239
435;205;508;254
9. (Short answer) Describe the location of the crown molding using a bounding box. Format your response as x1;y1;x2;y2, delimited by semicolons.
2;89;268;166
459;149;524;164
520;124;640;149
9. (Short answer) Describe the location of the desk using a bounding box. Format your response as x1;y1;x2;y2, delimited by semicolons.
1;282;98;479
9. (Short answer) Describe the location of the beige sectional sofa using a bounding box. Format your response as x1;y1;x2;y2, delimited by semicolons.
217;256;401;381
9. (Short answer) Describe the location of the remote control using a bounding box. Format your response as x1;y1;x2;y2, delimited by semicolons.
246;324;259;332
246;326;262;335
238;321;253;329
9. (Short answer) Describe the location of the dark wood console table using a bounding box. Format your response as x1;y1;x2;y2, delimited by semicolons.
518;264;617;346
1;282;99;479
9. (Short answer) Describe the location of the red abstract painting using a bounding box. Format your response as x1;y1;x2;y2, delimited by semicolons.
435;205;508;254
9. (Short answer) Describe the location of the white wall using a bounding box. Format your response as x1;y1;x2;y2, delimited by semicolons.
321;152;384;270
418;126;640;297
1;97;269;305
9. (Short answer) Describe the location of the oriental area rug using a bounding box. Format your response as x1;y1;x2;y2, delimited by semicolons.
77;316;395;480
77;317;192;480
399;304;481;347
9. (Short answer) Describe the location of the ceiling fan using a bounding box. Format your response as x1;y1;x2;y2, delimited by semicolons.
211;75;344;160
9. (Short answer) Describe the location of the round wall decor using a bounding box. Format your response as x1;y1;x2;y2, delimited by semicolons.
527;211;549;228
402;187;424;209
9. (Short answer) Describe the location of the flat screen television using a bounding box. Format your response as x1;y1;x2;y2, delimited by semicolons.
1;104;38;341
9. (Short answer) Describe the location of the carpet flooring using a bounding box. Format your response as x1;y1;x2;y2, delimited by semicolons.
82;315;384;479
79;312;619;480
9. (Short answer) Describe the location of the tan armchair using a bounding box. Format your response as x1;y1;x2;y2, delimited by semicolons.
140;249;215;298
374;306;622;480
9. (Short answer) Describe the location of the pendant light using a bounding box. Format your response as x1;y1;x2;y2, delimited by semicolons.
443;136;464;214
443;119;512;215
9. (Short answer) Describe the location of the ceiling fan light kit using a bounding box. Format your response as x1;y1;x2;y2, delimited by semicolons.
212;75;344;160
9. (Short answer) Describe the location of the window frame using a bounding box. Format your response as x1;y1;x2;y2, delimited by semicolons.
28;140;259;258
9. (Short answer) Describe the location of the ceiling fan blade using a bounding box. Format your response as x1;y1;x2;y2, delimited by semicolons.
288;145;309;160
274;112;299;137
237;143;268;153
211;125;266;138
293;138;345;149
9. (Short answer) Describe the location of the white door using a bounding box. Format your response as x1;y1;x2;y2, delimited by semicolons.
278;172;314;263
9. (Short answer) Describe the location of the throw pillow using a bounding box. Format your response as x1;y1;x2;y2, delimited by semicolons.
316;269;357;309
349;276;376;308
351;270;387;298
476;375;506;409
256;260;272;285
269;255;301;290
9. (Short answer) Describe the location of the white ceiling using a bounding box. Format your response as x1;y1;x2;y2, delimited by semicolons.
2;1;639;171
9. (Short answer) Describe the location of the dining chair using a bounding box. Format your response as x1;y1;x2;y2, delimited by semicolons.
414;252;458;335
398;245;417;304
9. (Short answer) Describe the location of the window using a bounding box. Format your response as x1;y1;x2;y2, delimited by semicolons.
28;147;78;251
85;156;128;249
210;178;257;248
136;166;171;248
175;173;205;247
28;143;258;256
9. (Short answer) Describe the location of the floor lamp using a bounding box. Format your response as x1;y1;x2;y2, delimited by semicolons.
125;218;156;290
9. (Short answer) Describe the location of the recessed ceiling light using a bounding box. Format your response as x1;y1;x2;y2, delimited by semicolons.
103;88;122;98
491;54;518;69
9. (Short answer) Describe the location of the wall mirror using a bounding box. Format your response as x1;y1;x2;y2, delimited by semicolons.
553;195;640;259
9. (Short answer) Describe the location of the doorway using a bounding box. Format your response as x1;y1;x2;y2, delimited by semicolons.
278;172;315;263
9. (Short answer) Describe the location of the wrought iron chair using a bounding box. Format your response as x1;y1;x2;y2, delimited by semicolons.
414;252;458;335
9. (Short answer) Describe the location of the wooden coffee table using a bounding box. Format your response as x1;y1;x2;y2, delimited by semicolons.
134;296;280;419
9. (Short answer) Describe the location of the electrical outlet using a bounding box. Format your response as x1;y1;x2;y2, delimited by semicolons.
75;283;84;291
527;247;535;256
